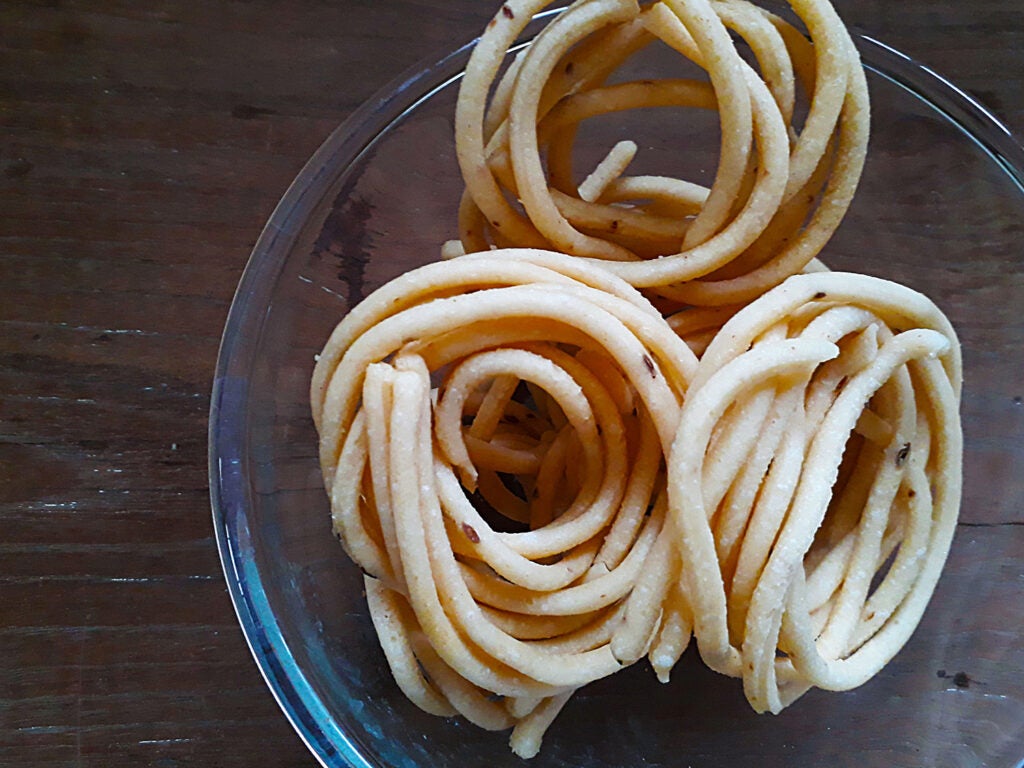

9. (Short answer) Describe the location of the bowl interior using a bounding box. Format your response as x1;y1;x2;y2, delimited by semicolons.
211;19;1024;768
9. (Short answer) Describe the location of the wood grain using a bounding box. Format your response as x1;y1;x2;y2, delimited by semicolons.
1;2;1021;766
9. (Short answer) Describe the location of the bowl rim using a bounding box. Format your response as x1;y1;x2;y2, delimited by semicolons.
207;14;1024;768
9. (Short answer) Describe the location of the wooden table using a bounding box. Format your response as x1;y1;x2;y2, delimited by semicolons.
2;2;1021;766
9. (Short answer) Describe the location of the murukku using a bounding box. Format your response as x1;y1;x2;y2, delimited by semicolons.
311;249;698;757
453;0;869;305
666;271;962;712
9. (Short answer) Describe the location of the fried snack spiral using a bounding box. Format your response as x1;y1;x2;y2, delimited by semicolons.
666;271;962;713
311;249;698;757
454;0;869;305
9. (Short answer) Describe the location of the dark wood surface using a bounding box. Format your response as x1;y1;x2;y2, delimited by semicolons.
1;2;1021;767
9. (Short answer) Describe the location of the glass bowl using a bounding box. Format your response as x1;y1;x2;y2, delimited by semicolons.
209;10;1024;768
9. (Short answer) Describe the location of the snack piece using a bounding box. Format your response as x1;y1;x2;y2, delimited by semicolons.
454;0;869;306
310;249;698;757
666;271;963;712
